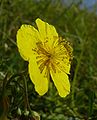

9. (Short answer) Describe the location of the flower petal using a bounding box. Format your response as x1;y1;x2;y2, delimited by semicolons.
28;55;49;96
36;18;58;47
50;69;70;97
58;59;71;74
17;25;39;61
54;42;72;74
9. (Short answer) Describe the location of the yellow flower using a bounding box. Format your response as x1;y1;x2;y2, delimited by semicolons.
17;18;73;97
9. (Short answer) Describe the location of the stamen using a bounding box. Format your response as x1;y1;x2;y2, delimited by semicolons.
35;36;72;74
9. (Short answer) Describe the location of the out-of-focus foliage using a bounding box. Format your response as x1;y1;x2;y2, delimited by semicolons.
0;0;97;119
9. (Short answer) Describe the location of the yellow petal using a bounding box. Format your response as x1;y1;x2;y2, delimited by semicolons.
53;43;71;74
17;25;39;61
36;18;58;47
58;60;71;74
28;55;49;96
50;69;70;97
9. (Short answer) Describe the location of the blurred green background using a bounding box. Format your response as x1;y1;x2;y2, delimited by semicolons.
0;0;97;119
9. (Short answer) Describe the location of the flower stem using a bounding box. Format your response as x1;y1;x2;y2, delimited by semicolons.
23;76;31;111
71;42;84;109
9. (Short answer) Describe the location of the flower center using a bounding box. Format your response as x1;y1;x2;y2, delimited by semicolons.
32;37;72;75
35;41;54;74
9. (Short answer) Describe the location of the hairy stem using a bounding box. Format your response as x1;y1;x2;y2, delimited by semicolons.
23;76;31;111
71;42;84;109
